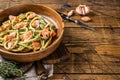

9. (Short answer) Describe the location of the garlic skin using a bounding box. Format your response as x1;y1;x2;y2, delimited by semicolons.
76;5;90;15
81;16;91;22
67;10;74;17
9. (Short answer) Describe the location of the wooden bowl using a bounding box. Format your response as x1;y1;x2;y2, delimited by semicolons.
0;4;64;62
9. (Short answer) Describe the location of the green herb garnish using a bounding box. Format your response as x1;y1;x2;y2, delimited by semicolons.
0;61;24;79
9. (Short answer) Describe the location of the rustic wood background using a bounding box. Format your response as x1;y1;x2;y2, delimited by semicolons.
0;0;120;80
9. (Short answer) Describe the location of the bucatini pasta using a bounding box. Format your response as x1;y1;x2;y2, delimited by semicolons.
0;12;57;52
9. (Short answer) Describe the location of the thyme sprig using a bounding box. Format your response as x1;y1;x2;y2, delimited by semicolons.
0;61;24;79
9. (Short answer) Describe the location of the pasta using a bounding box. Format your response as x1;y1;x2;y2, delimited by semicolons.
0;12;57;52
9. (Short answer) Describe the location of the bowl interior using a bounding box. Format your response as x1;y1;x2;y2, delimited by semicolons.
0;4;64;55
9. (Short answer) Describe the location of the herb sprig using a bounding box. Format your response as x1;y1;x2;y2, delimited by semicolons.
0;61;24;79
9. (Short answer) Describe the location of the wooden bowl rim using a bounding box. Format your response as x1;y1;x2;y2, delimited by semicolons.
0;4;64;55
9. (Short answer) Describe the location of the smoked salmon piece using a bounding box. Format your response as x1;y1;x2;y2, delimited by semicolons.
32;41;41;49
41;28;50;40
27;12;37;20
8;40;16;48
31;20;40;28
14;22;27;29
22;31;32;41
2;23;11;31
50;30;56;37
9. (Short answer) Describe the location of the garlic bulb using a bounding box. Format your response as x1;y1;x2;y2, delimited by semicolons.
76;4;90;15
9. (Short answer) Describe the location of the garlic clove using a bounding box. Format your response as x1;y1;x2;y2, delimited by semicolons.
81;16;91;22
67;10;74;17
76;4;90;15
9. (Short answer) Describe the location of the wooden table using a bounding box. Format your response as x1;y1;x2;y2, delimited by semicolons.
0;0;120;80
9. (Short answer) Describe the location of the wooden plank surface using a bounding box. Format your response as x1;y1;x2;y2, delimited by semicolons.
0;0;120;80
